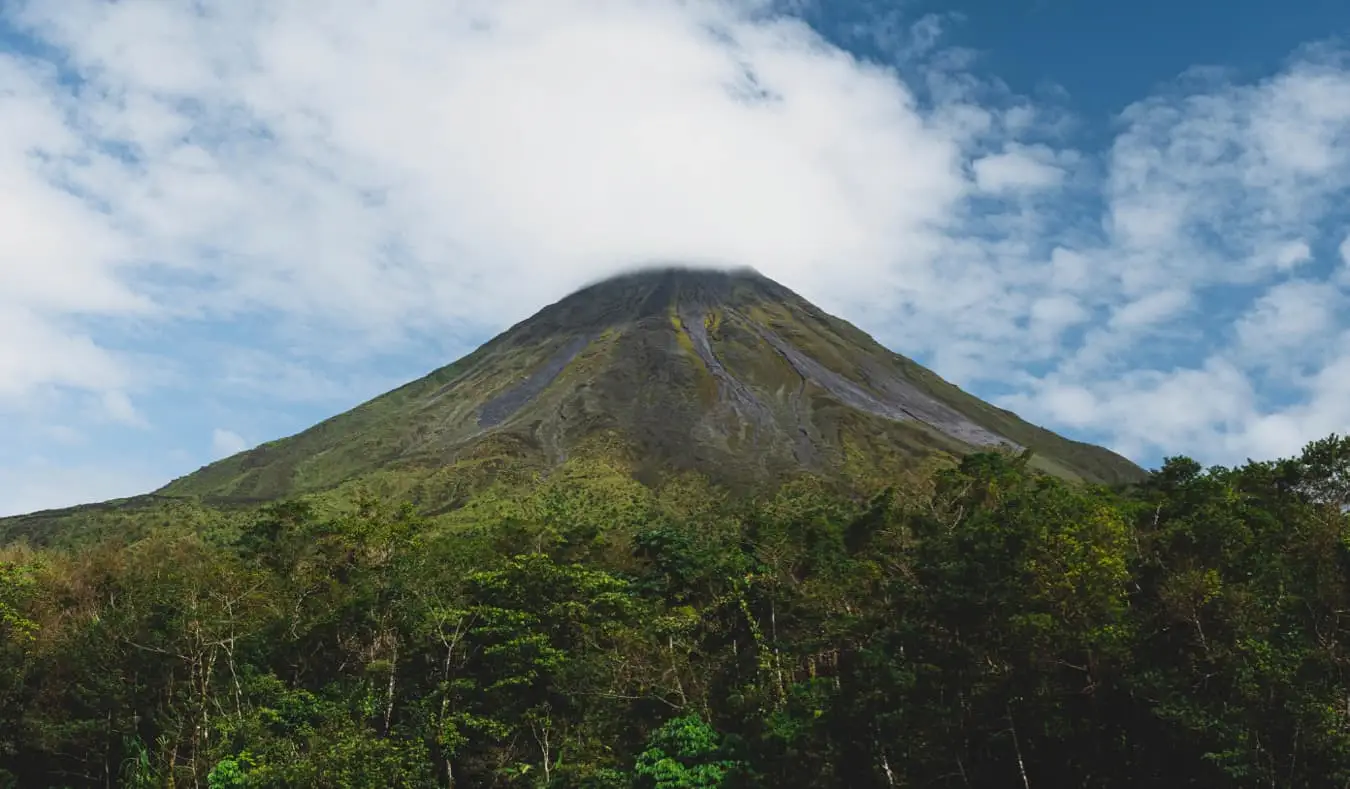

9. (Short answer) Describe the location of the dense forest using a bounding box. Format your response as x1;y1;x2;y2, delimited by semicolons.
3;435;1350;788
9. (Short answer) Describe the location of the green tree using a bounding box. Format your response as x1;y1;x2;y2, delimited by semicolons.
633;715;738;789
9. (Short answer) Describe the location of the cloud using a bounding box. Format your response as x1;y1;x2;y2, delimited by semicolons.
0;308;129;403
1004;359;1266;460
1094;56;1350;295
972;144;1069;193
100;391;146;427
1026;294;1090;346
1;0;983;340
1272;240;1313;271
978;50;1350;466
211;429;249;459
1110;289;1192;330
1233;279;1339;365
1339;234;1350;283
3;1;1350;515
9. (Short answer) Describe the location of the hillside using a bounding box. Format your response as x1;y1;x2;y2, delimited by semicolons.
159;267;1141;504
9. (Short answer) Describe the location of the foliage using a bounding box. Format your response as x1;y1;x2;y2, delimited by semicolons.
1;435;1348;787
633;716;739;789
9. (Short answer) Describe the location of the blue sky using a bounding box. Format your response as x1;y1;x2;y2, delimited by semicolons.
2;0;1350;515
891;0;1350;117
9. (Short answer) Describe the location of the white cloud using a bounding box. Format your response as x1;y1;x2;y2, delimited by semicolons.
1339;234;1350;284
0;308;128;402
1;0;981;336
1272;240;1313;270
1224;336;1350;461
972;144;1069;193
211;429;249;459
1233;279;1340;364
988;52;1350;466
1096;57;1350;295
101;391;146;427
1110;289;1191;330
1027;294;1090;345
1003;360;1261;462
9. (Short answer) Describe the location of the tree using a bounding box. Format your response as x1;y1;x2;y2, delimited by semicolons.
633;715;738;789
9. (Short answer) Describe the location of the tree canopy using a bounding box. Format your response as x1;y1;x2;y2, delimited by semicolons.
3;436;1350;787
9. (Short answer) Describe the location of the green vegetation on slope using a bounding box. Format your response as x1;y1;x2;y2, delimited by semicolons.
3;434;1348;787
143;269;1139;513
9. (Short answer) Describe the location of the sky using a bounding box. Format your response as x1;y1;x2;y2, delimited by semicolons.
2;0;1350;516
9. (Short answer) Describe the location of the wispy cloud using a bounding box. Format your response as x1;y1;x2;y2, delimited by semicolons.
210;429;249;460
994;48;1350;462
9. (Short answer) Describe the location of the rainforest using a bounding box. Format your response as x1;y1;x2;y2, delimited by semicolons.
3;434;1350;788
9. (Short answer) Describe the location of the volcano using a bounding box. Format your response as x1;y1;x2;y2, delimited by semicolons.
155;267;1141;505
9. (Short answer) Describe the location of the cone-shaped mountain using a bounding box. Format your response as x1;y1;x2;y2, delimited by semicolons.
159;267;1142;503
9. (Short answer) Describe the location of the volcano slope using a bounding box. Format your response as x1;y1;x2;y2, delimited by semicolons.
150;267;1140;504
3;268;1143;543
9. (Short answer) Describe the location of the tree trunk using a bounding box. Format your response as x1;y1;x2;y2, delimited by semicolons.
1008;703;1031;789
383;638;399;737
